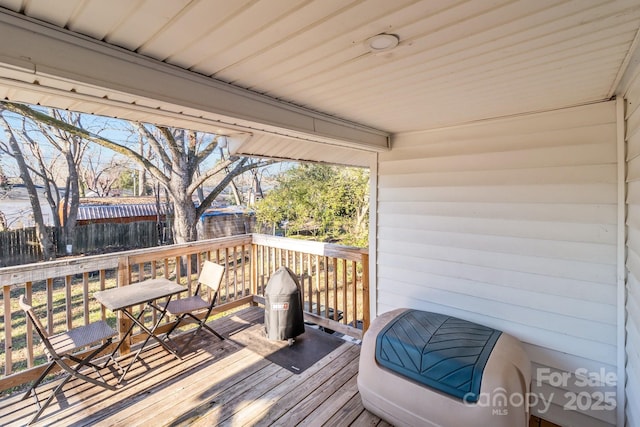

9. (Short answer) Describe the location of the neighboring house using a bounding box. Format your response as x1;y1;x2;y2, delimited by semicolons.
0;3;639;426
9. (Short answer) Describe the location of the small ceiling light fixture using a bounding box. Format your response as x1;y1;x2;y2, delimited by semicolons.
365;33;400;53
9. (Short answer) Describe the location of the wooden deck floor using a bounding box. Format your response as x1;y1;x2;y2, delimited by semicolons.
0;306;389;427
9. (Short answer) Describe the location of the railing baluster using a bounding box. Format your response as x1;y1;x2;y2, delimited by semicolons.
65;275;73;329
83;272;89;326
332;258;338;322
186;255;193;295
232;246;237;299
3;285;12;376
324;256;329;319
342;259;347;325
100;270;106;321
25;281;33;367
224;247;230;302
134;261;145;326
46;278;53;335
240;244;246;297
151;260;157;279
307;253;313;313
315;255;321;316
352;260;357;330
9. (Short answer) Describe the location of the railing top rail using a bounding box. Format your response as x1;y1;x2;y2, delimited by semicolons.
0;234;366;286
0;235;252;286
250;234;367;261
125;234;252;264
0;251;123;286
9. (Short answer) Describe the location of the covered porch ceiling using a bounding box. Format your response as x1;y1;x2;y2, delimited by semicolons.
0;0;639;167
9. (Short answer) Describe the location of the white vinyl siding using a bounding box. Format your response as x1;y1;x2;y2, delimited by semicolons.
625;66;640;427
377;101;618;427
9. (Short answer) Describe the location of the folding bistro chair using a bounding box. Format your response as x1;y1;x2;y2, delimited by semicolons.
19;295;118;425
164;260;225;354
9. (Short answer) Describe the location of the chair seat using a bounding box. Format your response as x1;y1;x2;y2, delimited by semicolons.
163;261;225;354
49;321;117;354
165;296;209;316
19;294;118;425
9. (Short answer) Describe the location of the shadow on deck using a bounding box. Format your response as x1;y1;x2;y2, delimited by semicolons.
0;306;389;427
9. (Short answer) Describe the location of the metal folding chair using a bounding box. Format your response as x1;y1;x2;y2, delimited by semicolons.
19;295;118;425
164;260;225;353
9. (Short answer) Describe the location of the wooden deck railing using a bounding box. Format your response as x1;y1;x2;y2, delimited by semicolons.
251;234;369;339
0;234;368;394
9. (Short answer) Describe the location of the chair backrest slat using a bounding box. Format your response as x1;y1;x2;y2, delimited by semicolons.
198;261;225;292
19;295;59;360
19;295;49;339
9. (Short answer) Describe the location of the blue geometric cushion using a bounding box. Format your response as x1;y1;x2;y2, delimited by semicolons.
375;310;501;403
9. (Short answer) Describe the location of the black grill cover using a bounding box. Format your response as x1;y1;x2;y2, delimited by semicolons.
264;266;305;340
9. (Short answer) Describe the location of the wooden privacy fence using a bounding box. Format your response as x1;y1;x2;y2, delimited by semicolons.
0;222;165;267
72;221;165;253
0;234;369;394
0;227;56;267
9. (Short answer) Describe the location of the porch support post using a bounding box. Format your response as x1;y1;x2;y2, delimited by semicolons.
368;153;379;322
616;96;627;427
361;253;370;332
116;256;132;355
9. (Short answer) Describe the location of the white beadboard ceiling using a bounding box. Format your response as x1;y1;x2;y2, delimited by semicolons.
0;0;639;165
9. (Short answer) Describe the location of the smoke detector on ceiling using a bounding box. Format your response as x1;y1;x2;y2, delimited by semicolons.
365;33;400;53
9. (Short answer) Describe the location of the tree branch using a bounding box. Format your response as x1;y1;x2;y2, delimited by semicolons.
195;158;276;217
136;122;172;169
158;125;183;162
0;102;170;187
195;135;221;164
187;157;236;194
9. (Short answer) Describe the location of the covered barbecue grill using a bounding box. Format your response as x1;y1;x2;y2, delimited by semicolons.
264;266;305;343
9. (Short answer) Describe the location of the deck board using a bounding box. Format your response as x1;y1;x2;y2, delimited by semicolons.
280;355;360;426
0;306;382;427
218;344;358;427
324;393;369;427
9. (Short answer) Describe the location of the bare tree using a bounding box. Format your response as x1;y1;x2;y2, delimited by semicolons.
81;151;130;197
2;101;276;244
0;112;56;259
32;109;88;252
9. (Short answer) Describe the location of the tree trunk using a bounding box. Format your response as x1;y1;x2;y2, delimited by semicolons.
63;151;80;252
138;168;146;196
5;135;55;259
169;175;198;244
194;166;205;205
169;187;198;276
248;170;264;207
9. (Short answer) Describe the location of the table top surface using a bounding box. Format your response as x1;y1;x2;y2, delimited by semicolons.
94;278;185;311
